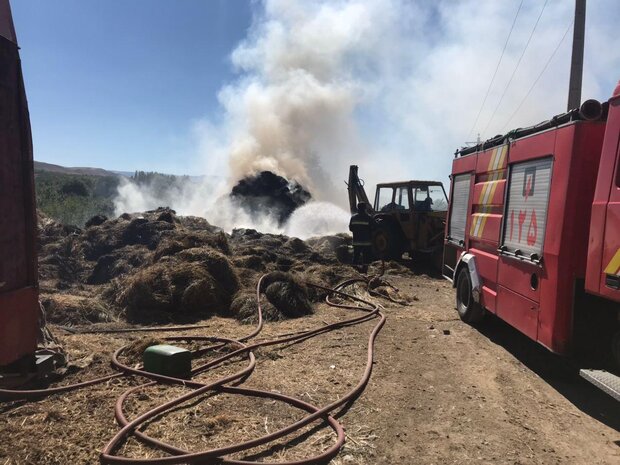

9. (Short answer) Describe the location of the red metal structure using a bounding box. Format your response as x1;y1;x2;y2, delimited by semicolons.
443;84;620;367
0;0;40;369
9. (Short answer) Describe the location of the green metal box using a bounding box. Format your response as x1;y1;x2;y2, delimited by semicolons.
143;344;191;379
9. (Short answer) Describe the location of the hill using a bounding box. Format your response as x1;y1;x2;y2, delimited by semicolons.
34;162;198;227
34;160;120;177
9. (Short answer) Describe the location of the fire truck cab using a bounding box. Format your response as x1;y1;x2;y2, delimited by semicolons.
443;85;620;381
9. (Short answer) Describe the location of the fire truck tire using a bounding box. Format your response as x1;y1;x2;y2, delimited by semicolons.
372;223;402;260
455;268;484;324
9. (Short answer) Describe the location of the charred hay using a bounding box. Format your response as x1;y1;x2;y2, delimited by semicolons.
261;271;313;318
115;253;238;323
37;208;362;327
230;171;311;225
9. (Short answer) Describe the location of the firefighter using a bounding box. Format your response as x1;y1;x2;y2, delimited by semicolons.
349;202;374;264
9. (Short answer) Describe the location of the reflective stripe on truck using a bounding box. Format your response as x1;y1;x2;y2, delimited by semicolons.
604;248;620;276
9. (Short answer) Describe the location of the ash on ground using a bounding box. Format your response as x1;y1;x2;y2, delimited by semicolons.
230;171;311;225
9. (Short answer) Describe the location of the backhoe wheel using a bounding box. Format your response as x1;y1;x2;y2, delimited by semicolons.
372;223;402;260
456;267;484;324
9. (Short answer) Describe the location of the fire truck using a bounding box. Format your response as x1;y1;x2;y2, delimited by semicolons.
443;84;620;399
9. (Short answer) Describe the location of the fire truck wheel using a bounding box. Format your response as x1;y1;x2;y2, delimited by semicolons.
456;268;484;324
372;223;402;260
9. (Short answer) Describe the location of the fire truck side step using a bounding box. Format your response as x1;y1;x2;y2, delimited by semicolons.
579;369;620;401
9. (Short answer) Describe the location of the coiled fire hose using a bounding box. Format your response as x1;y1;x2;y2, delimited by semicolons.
0;275;387;464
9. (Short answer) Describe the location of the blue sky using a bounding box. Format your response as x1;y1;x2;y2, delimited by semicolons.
10;0;620;186
12;0;254;174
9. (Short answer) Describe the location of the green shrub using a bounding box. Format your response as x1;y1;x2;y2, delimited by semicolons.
35;171;120;227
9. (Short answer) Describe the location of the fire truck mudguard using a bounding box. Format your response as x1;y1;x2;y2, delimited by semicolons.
454;253;482;303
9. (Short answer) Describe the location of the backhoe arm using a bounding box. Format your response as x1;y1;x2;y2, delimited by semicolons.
347;165;373;214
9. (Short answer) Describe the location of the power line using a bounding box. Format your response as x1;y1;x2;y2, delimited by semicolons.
481;0;549;137
467;0;524;140
500;20;574;132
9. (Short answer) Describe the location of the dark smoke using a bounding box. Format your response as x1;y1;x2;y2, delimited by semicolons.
230;171;311;226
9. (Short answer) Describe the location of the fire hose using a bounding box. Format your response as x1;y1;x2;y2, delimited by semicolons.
0;275;387;464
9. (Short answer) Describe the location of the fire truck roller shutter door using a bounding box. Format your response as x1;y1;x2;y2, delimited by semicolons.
502;158;553;260
449;174;472;245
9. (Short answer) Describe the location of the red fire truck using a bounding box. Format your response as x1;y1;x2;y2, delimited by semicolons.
443;84;620;398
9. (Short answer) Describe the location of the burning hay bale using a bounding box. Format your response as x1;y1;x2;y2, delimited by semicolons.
230;171;311;225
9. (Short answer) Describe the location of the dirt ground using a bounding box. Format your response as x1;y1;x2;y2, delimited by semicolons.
1;272;618;465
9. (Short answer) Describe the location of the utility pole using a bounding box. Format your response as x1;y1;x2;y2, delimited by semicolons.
567;0;586;111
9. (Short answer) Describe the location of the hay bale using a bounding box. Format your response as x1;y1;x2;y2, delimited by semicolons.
116;252;238;322
176;247;239;294
154;232;231;260
85;214;108;228
116;263;175;312
41;294;113;325
261;272;313;318
230;292;282;323
233;255;265;271
232;246;277;264
178;215;220;233
230;171;311;225
285;237;310;254
300;261;365;302
307;234;350;255
156;208;177;224
87;254;118;284
231;228;262;240
154;238;186;260
276;256;294;271
81;220;123;260
121;217;176;249
87;245;152;284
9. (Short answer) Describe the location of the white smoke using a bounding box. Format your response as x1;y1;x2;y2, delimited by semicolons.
285;202;350;238
114;0;620;237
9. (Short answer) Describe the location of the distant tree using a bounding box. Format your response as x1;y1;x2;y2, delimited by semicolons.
35;171;119;226
60;179;89;197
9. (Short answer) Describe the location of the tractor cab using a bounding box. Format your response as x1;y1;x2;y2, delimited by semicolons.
346;165;448;263
372;181;448;259
374;181;448;214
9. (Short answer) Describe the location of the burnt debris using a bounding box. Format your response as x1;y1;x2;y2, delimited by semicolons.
230;171;311;225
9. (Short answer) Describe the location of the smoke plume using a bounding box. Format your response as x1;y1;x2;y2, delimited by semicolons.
114;0;620;237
